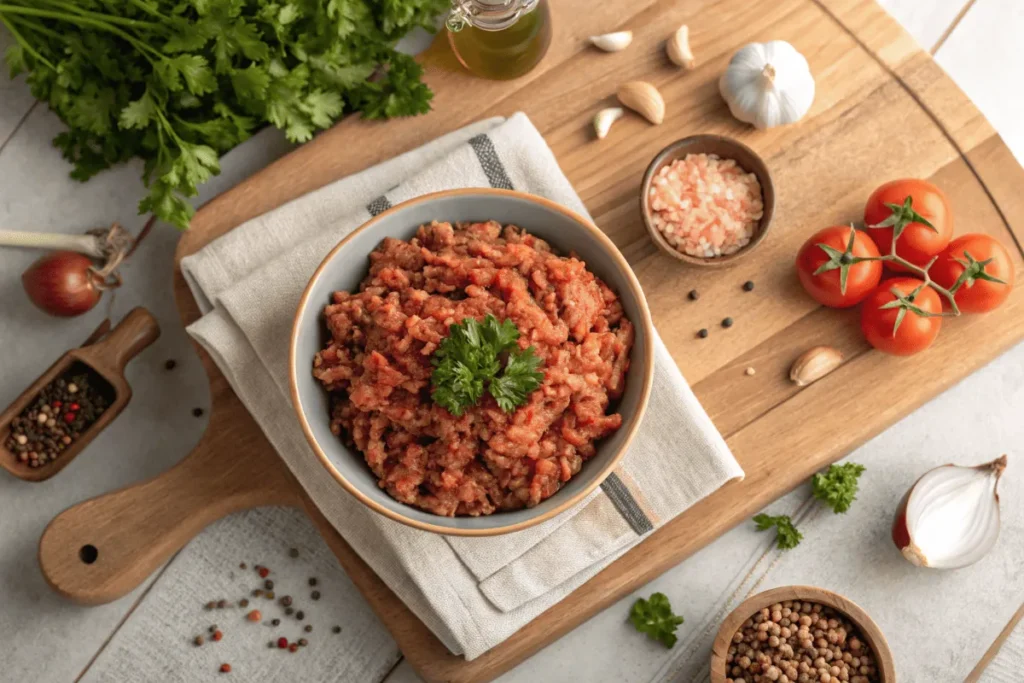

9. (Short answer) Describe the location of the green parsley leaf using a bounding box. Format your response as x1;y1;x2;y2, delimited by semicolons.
629;593;684;648
431;315;544;416
119;92;158;130
753;513;802;550
811;462;866;514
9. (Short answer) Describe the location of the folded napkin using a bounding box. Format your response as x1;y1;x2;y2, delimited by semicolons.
182;113;743;659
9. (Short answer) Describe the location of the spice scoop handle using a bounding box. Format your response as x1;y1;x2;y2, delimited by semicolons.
88;307;161;373
38;424;300;605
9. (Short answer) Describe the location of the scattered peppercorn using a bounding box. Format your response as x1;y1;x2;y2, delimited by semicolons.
192;407;204;417
212;630;223;642
280;596;293;607
310;591;320;601
205;601;216;610
298;638;308;647
697;328;709;339
194;635;204;647
304;625;312;633
289;548;299;559
239;599;249;608
271;619;280;626
239;562;247;570
247;610;262;622
277;637;288;649
265;591;275;600
268;641;276;649
688;289;699;301
289;643;299;653
295;611;305;621
252;589;263;598
264;579;274;590
332;626;342;634
742;280;755;292
219;663;231;673
722;317;734;328
285;608;294;616
745;367;756;377
209;625;218;633
258;566;270;579
164;359;177;370
216;599;227;609
308;577;317;587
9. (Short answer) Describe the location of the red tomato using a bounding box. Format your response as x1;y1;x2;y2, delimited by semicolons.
864;179;953;268
860;277;943;356
931;233;1015;313
796;226;882;308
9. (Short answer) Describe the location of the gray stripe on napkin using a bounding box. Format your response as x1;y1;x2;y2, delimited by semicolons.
469;134;514;190
367;195;392;216
601;473;654;535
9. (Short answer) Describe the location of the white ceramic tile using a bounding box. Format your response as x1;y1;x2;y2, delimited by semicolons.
0;27;37;147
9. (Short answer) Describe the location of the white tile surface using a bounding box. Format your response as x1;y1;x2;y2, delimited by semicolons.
877;0;970;51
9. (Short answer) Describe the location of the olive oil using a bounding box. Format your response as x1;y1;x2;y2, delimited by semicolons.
446;0;552;80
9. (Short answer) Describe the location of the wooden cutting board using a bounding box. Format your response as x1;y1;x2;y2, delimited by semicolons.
38;0;1024;680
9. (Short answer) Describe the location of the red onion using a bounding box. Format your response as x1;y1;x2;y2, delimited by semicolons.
22;251;105;317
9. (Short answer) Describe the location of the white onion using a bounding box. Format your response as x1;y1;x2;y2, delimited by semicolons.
892;455;1006;569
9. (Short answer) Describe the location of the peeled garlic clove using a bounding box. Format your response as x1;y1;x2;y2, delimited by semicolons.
593;107;624;140
789;346;843;387
617;81;665;125
892;455;1006;569
666;25;695;69
589;31;633;53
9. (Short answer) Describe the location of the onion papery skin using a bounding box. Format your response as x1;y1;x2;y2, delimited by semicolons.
22;251;102;317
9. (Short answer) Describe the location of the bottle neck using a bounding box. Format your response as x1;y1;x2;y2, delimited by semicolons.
447;0;540;32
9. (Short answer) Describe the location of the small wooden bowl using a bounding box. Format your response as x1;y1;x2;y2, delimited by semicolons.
710;585;895;682
640;134;775;268
0;307;160;482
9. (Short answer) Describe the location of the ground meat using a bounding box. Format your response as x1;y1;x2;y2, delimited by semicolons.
313;221;634;516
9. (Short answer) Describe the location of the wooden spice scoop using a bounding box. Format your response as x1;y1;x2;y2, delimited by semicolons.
0;307;160;482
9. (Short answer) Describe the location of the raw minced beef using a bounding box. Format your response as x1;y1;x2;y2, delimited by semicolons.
313;220;634;516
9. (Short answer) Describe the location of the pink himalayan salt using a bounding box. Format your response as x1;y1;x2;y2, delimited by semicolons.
648;153;764;258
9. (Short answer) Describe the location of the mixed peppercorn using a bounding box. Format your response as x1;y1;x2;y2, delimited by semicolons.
5;363;110;468
725;600;879;683
191;547;344;675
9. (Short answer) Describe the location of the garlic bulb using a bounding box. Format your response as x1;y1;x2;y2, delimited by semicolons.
719;41;815;129
892;455;1007;569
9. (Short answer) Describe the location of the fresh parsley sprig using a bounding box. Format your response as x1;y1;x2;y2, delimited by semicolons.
1;0;446;229
812;462;866;514
431;315;544;416
753;513;803;550
629;592;684;648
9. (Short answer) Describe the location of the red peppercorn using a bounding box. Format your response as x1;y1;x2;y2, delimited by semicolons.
288;643;299;653
219;663;231;673
52;401;62;409
63;413;76;423
69;403;80;411
246;610;261;622
212;630;223;641
276;637;288;649
258;567;270;578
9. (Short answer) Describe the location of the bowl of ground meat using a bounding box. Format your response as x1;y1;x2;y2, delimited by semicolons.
290;188;654;535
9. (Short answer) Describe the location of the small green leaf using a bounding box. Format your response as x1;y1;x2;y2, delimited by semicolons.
753;513;802;549
119;91;158;130
629;593;684;648
812;463;866;514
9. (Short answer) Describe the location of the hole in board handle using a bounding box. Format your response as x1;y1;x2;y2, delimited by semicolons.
79;544;98;564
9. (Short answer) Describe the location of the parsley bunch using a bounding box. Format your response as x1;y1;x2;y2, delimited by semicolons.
753;513;803;550
431;315;544;416
1;0;446;229
812;462;866;514
629;592;684;648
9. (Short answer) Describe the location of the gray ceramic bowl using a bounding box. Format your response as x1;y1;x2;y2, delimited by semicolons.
290;188;654;536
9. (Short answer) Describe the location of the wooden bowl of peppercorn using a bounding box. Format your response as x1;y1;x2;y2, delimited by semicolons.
710;585;895;683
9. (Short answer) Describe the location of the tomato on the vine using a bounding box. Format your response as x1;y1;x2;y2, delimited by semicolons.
864;179;953;268
796;226;882;308
931;233;1015;313
860;277;943;356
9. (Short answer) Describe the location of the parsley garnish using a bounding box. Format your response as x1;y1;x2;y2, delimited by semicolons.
0;0;446;229
431;315;544;416
811;462;866;514
629;592;684;648
753;513;803;550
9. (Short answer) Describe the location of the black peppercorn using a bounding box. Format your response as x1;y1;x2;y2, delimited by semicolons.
697;328;709;339
688;289;699;301
742;280;755;292
722;317;734;328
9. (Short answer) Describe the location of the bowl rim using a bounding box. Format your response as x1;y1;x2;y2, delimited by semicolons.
640;133;775;268
709;585;896;682
289;187;656;536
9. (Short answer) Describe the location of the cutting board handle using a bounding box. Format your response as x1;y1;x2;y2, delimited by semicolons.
89;307;161;373
38;425;298;605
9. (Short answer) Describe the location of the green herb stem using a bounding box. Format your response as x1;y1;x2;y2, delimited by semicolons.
0;14;57;71
4;1;166;31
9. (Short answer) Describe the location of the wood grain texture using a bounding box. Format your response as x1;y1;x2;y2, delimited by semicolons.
709;586;896;682
40;0;1022;680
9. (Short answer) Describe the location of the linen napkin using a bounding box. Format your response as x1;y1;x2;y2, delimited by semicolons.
182;113;743;659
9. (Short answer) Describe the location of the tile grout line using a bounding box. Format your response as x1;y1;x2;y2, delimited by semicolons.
930;0;978;55
72;550;184;683
379;654;406;683
0;100;38;159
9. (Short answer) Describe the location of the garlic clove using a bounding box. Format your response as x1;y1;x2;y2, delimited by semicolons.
616;81;665;125
589;31;633;53
666;25;695;69
593;107;624;140
789;346;843;387
892;455;1006;569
